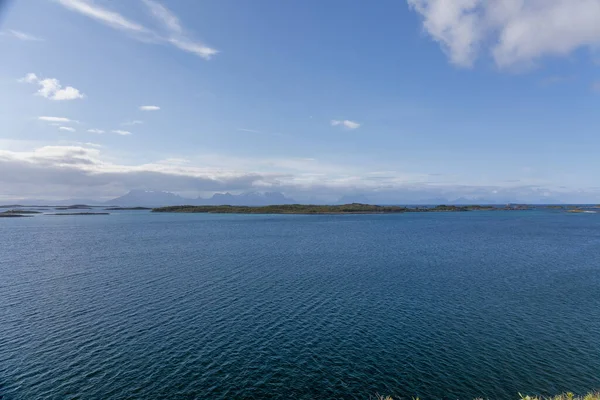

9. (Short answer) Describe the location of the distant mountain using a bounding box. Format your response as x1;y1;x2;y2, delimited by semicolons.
105;190;296;207
337;194;371;204
198;191;296;206
106;190;189;207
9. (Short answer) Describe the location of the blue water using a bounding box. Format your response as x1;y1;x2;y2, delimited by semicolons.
1;211;599;399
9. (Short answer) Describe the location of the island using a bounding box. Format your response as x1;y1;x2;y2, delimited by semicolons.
49;212;110;216
152;203;532;214
1;209;42;214
55;205;93;210
105;207;152;210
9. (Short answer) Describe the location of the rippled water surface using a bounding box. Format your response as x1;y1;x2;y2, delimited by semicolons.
1;211;599;399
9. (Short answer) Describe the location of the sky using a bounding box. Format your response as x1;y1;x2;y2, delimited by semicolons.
1;0;600;203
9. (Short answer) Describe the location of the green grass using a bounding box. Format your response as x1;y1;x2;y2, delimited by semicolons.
375;392;600;400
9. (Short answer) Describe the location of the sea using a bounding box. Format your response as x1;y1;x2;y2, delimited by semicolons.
1;210;599;399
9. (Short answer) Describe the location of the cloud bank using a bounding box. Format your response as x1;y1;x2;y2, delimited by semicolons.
1;144;597;203
0;145;266;199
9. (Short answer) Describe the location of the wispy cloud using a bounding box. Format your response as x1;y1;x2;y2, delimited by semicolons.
167;38;218;59
111;130;132;136
142;0;181;34
331;120;361;130
142;0;218;59
87;129;105;134
122;120;143;126
59;126;76;132
39;116;73;123
55;0;217;59
237;128;261;133
139;105;160;111
56;0;147;32
20;73;84;101
2;30;44;41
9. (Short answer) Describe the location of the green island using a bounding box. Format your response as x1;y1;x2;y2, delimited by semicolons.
152;203;531;214
105;207;152;210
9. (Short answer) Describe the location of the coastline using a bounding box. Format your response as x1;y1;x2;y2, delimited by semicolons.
151;203;532;214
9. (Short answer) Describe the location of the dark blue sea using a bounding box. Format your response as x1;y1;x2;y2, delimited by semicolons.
1;211;599;399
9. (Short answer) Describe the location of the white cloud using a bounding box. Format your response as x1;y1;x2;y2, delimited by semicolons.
122;120;143;125
111;130;132;135
52;86;85;100
59;126;76;132
87;129;105;134
3;30;43;41
39;116;73;123
56;0;218;59
408;0;600;68
139;105;160;111
19;73;38;83
331;120;361;130
237;128;261;133
20;73;84;101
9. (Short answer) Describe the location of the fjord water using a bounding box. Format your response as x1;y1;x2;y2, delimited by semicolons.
1;211;599;399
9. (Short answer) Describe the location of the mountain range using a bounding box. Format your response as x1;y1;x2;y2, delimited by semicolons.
1;190;566;208
106;190;298;207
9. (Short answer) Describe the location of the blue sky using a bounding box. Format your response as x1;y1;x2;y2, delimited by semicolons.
1;0;600;203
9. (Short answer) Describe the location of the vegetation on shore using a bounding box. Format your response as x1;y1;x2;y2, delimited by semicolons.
376;392;600;400
152;203;531;214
